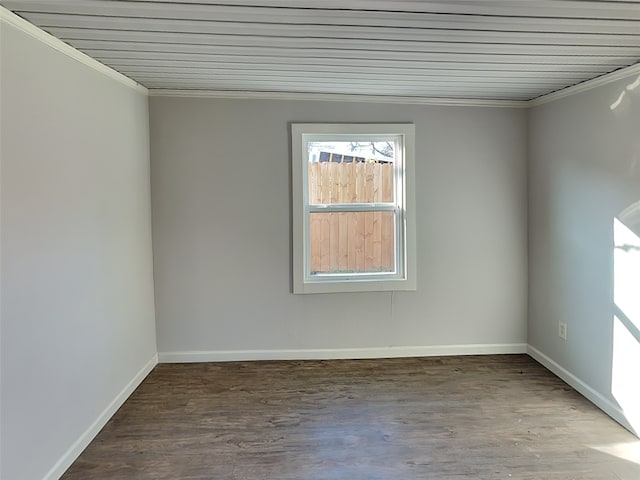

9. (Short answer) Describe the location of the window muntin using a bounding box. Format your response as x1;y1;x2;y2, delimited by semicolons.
292;124;416;294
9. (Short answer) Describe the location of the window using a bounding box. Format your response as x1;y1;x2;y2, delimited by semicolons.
292;123;416;294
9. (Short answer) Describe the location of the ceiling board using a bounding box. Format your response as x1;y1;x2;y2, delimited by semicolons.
2;0;639;100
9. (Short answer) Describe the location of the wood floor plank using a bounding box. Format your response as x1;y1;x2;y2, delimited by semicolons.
61;355;640;479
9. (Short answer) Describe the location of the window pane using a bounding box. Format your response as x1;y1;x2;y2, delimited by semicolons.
309;211;395;274
307;142;394;204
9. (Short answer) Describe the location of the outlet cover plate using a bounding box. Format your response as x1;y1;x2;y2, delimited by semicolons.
559;322;568;340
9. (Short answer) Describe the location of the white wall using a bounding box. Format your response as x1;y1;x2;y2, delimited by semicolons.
528;72;640;433
150;97;528;359
1;21;157;480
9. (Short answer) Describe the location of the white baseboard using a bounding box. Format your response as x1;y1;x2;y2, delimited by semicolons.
43;353;159;480
527;345;636;436
158;343;527;363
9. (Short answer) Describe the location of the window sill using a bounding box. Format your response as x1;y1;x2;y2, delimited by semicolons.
293;276;416;294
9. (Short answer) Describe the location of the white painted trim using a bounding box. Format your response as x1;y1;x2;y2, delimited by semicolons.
42;354;158;480
292;123;416;294
158;343;527;363
527;345;637;437
528;62;640;107
0;6;147;94
148;89;527;108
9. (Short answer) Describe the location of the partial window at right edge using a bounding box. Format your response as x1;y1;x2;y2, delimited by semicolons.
292;123;417;294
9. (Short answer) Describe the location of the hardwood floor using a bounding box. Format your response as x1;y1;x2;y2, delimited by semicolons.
61;355;639;479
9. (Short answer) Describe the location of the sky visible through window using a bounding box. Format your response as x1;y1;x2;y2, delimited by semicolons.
308;141;394;164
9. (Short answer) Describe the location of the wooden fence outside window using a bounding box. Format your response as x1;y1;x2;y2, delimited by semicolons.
308;161;396;274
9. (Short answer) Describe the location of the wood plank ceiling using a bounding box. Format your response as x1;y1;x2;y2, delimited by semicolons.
3;0;640;101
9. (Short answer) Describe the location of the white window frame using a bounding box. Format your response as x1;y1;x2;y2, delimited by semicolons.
292;123;416;294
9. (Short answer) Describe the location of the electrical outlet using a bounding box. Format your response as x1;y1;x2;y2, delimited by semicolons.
559;321;568;340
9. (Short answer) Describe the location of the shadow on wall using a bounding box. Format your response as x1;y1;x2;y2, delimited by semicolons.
612;200;640;436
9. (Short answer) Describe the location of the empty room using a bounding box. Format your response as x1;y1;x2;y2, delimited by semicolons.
1;1;639;479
